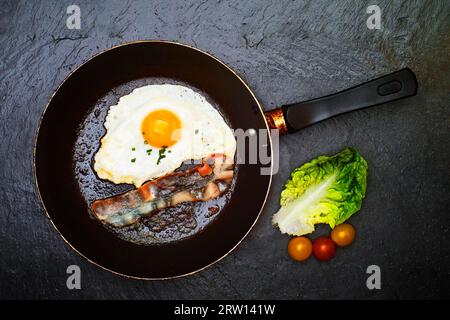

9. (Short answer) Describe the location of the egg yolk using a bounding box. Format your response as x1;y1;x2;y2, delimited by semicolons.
141;109;182;148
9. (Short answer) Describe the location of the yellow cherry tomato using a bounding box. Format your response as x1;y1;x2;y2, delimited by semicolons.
287;236;313;261
331;223;356;247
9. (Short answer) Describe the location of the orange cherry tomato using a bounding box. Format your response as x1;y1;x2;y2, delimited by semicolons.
287;237;313;261
312;236;336;261
331;223;356;247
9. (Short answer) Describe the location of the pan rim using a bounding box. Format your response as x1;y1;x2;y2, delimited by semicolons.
33;39;273;280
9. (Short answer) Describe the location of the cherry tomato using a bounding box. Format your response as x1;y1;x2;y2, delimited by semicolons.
287;237;313;261
197;162;212;176
331;223;356;247
312;236;336;261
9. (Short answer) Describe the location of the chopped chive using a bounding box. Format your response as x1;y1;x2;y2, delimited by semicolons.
195;129;199;134
156;146;168;165
146;149;152;155
168;150;172;153
131;158;136;163
131;147;136;151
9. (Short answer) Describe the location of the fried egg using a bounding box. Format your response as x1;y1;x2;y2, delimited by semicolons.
93;84;236;187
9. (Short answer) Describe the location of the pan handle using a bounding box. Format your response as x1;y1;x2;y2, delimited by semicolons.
265;68;418;134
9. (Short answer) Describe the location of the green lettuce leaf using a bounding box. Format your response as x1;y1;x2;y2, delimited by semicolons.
272;147;368;236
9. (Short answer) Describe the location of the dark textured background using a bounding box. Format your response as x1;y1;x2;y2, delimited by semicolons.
1;0;449;299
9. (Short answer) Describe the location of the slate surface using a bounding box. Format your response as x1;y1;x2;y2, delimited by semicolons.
0;0;449;299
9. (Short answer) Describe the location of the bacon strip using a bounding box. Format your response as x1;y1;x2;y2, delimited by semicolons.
91;155;234;227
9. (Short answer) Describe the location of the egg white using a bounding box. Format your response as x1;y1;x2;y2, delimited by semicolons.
93;84;236;187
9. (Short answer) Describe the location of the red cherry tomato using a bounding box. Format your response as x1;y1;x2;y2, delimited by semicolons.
197;162;212;176
312;236;336;261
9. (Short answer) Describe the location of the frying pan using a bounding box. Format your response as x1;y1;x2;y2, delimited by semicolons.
34;41;417;279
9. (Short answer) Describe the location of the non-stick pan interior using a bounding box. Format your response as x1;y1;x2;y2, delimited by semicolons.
75;76;242;246
35;41;272;278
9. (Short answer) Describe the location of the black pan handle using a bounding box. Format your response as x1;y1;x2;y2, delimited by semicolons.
281;68;418;133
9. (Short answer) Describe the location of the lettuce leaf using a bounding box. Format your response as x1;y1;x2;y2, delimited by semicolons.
272;147;367;236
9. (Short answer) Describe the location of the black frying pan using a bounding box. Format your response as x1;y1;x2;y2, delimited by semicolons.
34;41;417;279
